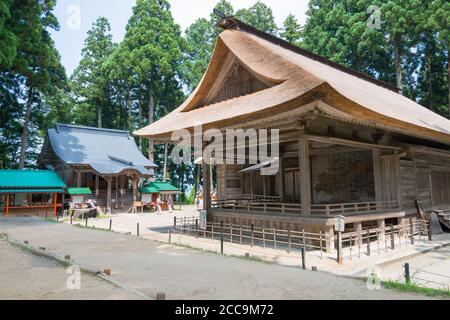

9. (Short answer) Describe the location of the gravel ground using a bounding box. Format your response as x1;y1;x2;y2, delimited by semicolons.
0;216;443;300
0;239;141;300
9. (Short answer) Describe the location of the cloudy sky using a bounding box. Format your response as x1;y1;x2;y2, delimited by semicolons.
51;0;310;75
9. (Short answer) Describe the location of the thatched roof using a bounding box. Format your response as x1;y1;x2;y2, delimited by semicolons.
135;17;450;145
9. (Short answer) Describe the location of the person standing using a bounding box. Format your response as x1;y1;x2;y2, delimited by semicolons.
156;196;162;215
168;195;173;213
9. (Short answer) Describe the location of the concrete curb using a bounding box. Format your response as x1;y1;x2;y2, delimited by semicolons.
352;241;450;277
2;235;153;300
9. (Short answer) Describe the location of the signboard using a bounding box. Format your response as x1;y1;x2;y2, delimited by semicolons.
199;210;207;230
334;215;346;232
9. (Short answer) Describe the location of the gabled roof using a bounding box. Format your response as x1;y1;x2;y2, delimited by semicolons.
140;181;181;194
45;124;157;176
0;170;66;189
135;17;450;146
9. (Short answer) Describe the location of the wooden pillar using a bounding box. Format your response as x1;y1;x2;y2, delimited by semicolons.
106;177;112;213
5;193;9;216
279;157;285;201
298;129;311;216
324;225;335;252
202;162;211;213
355;222;363;246
115;176;118;209
76;170;81;188
120;175;124;208
95;174;99;199
53;192;57;217
372;149;383;204
377;219;386;243
132;177;138;201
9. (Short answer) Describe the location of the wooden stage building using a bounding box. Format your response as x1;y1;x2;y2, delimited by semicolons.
140;17;450;247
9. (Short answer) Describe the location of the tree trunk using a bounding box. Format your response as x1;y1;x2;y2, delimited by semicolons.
97;105;102;128
426;56;434;109
163;143;168;181
18;88;34;169
148;93;154;163
393;34;403;95
138;99;142;150
448;54;449;118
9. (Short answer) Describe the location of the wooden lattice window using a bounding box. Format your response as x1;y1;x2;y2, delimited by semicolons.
208;63;269;105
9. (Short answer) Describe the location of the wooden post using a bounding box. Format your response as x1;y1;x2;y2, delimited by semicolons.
301;247;306;270
220;221;224;255
410;218;415;245
390;225;395;249
377;219;385;243
298;128;311;216
109;219;112;231
106;177;112;214
202;162;211;214
372;149;383;211
53;192;57;217
115;176;119;209
5;193;9;216
137;223;140;236
262;228;266;248
366;229;371;256
95;174;99;199
404;263;410;284
287;229;291;253
251;224;254;247
337;231;343;264
279;157;285;201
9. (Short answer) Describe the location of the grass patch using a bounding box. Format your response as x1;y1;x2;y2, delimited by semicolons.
383;279;450;298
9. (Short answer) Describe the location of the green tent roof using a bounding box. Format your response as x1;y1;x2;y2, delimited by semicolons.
0;170;66;189
67;187;92;195
0;188;64;194
139;181;180;194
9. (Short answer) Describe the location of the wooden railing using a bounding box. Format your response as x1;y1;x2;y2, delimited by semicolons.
211;199;400;216
242;194;281;202
310;200;400;216
211;199;302;215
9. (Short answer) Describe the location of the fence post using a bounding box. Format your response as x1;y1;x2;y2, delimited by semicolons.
319;231;323;259
262;228;266;249
174;216;176;227
85;216;88;227
195;219;199;239
274;228;277;250
211;223;214;240
301;247;306;270
410;218;415;245
390;225;395;250
230;224;233;243
404;263;410;284
337;231;343;264
137;223;140;236
366;229;371;256
251;224;254;247
288;229;291;254
109;219;112;231
220;221;224;255
427;221;432;241
169;228;172;244
239;225;242;245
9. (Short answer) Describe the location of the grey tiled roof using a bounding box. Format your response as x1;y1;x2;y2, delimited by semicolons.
47;124;157;175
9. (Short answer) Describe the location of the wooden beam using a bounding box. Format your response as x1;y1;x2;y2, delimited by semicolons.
306;134;402;151
279;157;285;201
298;129;311;216
115;176;118;209
372;149;383;206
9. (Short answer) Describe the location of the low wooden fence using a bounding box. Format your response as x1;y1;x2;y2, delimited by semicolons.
171;216;431;264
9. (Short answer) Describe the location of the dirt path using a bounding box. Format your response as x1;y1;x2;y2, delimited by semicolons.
0;239;140;300
0;217;442;300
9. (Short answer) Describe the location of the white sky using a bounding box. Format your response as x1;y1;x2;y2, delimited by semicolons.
52;0;309;75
